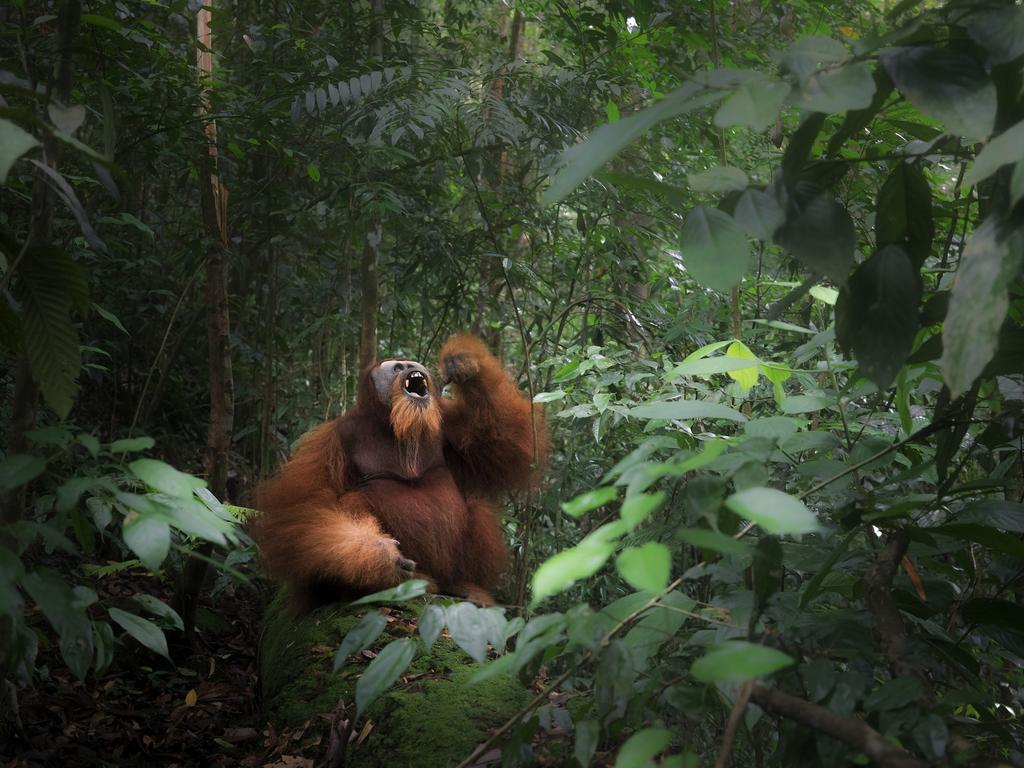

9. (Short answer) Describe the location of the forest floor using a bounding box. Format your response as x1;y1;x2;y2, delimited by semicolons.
3;567;323;768
4;565;606;768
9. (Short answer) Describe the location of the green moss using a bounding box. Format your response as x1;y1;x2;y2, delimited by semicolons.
260;591;533;766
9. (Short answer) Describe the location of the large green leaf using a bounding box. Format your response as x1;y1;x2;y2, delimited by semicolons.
542;83;720;204
22;568;94;679
17;247;87;418
880;46;996;140
0;118;40;184
691;641;795;683
941;219;1023;397
680;206;750;292
615;543;670;592
687;166;748;194
532;542;615;603
350;578;430;606
798;62;876;113
734;188;785;241
561;486;619;518
835;246;921;389
108;607;170;660
630;399;747;423
964;118;1024;188
776;192;855;284
614;727;672;768
121;513;170;570
965;5;1024;65
0;454;46;493
129;459;206;498
355;637;416;715
714;76;790;132
725;487;821;535
333;611;388;672
876;163;934;267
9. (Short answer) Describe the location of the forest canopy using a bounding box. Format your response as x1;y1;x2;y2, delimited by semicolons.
2;0;1024;766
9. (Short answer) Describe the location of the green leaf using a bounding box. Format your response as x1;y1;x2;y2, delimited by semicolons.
562;486;618;517
533;389;565;403
616;543;670;592
614;727;672;768
333;611;388;672
799;531;855;608
835;246;921;389
864;677;921;712
734;188;785;240
676;528;751;556
542;83;719;204
691;641;795;683
129;459;206;498
621;491;665;530
18;247;86;418
725;341;759;390
876;163;934;267
418;604;445;649
880;46;996;140
532;542;615;603
776;193;855;285
965;5;1024;66
0;118;40;184
108;607;170;660
630;399;747;423
445;602;507;662
306;162;320;182
131;594;184;631
22;568;93;679
798;62;876;113
782;36;849;81
687;166;748;194
77;432;100;457
714;77;790;132
668;356;759;380
92;302;129;334
109;436;155;453
680;206;750;293
122;513;170;571
957;500;1024;533
965;119;1024;188
941;219;1024;397
725;487;821;535
350;578;429;606
355;637;416;715
780;395;832;414
0;455;46;493
574;718;600;768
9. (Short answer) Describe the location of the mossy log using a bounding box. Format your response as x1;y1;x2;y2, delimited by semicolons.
260;592;532;767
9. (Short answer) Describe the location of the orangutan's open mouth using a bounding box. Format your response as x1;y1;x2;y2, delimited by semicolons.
402;370;429;399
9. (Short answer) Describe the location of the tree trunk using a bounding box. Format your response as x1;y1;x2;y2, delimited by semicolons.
178;1;235;648
358;218;382;371
358;1;385;371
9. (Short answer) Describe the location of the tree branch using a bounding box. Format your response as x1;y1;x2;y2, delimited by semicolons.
749;683;927;768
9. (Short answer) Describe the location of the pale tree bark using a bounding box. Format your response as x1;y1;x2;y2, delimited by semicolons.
357;0;385;371
178;2;235;647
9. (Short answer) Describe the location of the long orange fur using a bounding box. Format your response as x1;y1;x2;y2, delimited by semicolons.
253;334;547;611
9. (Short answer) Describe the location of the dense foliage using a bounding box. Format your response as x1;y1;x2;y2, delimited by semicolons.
2;0;1023;766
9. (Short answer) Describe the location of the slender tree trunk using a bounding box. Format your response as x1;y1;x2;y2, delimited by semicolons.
358;1;385;370
358;218;381;370
178;1;235;648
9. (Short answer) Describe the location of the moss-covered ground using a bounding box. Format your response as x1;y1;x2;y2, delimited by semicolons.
260;592;532;767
